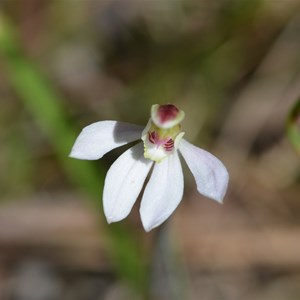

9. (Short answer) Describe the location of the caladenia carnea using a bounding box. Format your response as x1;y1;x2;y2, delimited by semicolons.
70;104;229;231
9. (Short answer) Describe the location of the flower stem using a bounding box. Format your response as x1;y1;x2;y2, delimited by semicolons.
150;222;189;300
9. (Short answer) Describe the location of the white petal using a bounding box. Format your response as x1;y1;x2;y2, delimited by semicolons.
140;151;184;232
179;139;229;203
70;121;143;160
103;143;153;223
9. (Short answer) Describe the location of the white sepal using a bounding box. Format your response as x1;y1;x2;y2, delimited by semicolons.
70;121;143;160
103;143;153;223
179;139;229;203
140;151;184;232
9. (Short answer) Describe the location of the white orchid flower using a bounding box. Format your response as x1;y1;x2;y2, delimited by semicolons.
70;104;229;231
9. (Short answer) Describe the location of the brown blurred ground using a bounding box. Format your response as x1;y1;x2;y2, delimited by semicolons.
1;0;300;299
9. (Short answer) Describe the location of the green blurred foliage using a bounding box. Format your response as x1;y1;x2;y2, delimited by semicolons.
287;99;300;154
0;11;149;298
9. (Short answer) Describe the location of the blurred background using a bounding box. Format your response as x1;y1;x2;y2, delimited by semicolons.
0;0;300;299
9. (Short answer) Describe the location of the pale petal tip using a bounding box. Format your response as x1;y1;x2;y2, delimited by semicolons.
219;167;230;203
141;221;155;232
140;211;165;232
106;217;113;224
215;195;225;204
105;214;118;224
68;149;78;159
140;212;155;232
144;227;152;233
203;167;229;204
197;188;226;204
103;209;115;224
69;149;97;160
69;149;79;159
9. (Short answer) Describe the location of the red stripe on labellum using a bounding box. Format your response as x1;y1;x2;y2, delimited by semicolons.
148;131;174;151
148;131;157;144
164;138;174;152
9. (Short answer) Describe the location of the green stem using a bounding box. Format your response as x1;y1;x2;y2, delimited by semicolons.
150;223;188;300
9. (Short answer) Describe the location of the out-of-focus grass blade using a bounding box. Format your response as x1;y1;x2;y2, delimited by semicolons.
0;14;148;297
287;99;300;154
0;14;102;197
